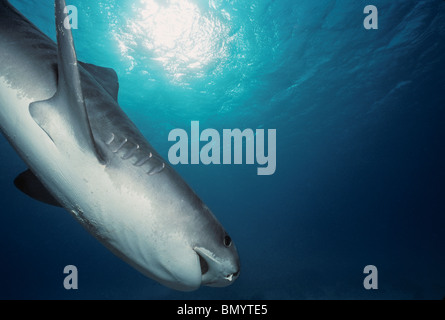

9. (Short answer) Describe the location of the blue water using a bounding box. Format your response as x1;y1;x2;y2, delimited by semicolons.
1;0;444;299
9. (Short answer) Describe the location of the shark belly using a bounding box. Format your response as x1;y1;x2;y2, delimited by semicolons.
0;74;103;235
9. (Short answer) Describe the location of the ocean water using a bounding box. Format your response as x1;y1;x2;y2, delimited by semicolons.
0;0;444;299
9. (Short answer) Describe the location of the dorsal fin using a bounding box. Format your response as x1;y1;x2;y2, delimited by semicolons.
79;62;119;102
29;0;105;163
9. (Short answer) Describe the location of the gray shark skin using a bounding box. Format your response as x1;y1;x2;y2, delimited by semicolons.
0;0;240;291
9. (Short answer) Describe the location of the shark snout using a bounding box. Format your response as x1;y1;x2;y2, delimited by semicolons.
194;246;240;287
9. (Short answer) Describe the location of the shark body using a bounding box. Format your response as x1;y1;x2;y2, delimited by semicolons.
0;0;239;291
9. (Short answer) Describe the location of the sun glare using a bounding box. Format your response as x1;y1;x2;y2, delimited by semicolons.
116;0;230;84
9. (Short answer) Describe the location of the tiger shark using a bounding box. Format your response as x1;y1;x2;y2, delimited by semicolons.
0;0;240;291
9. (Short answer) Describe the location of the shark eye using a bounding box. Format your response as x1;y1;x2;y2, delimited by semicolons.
223;234;232;247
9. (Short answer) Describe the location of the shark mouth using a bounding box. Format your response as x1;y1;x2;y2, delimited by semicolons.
194;247;213;276
194;247;240;285
197;251;209;275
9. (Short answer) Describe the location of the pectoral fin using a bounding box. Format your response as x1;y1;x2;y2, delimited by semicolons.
29;0;105;163
14;170;62;208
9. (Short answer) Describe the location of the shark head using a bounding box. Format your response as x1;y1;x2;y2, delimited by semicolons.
138;183;240;292
195;233;241;287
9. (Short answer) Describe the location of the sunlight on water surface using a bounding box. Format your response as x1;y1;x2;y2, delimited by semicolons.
114;0;231;85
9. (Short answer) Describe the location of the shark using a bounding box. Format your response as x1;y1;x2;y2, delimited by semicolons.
0;0;240;291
